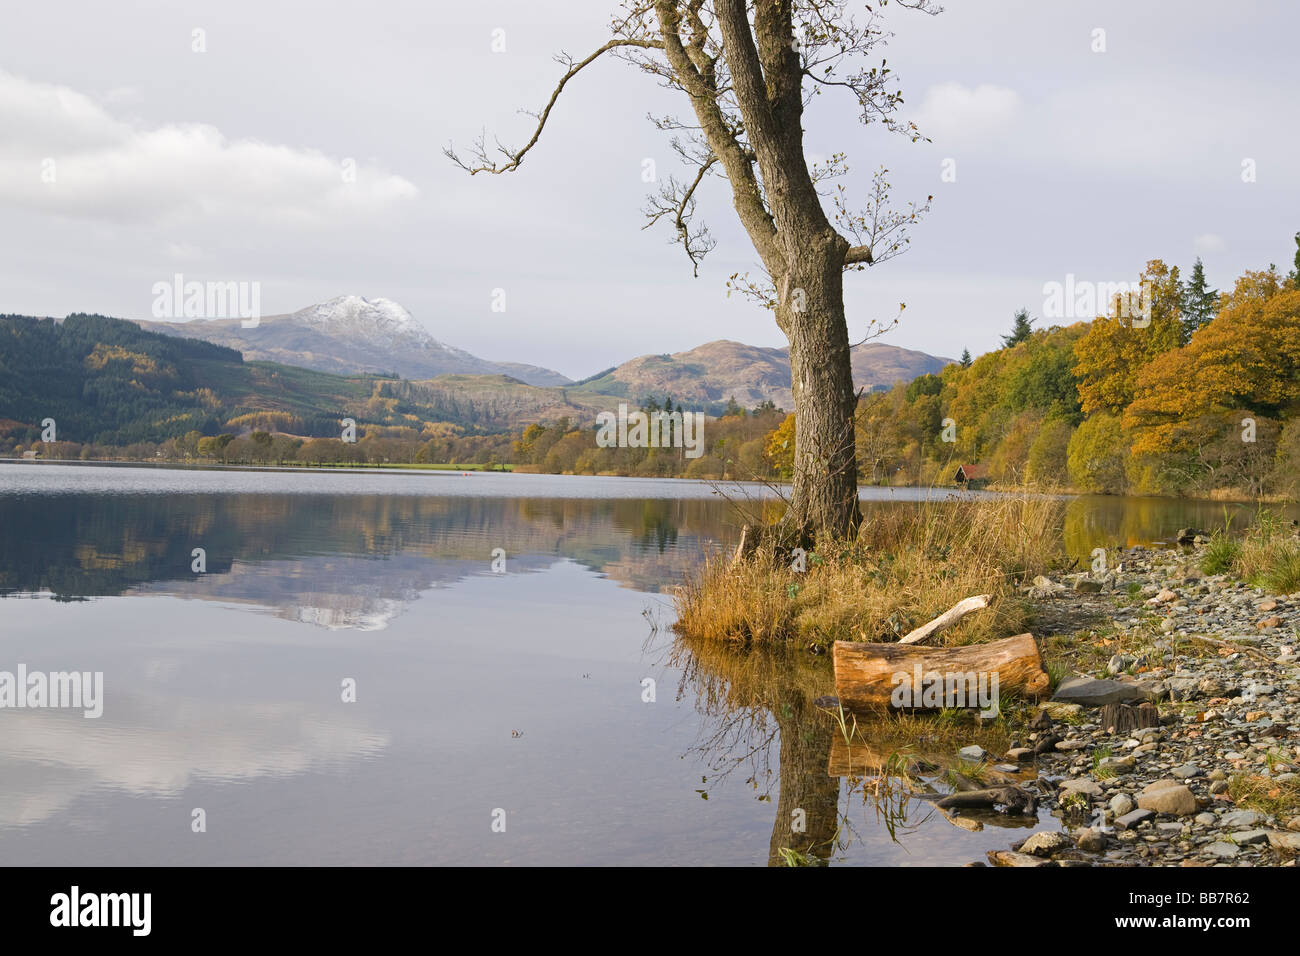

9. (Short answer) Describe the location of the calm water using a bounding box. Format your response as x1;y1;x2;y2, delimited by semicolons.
0;462;1292;866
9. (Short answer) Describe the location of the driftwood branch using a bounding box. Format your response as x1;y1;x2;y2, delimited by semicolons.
898;594;991;645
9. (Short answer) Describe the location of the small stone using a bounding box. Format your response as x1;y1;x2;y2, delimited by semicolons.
958;745;989;762
1197;677;1227;698
1194;813;1216;826
1220;809;1262;828
1136;782;1198;816
1110;793;1135;816
1077;828;1106;852
1076;580;1104;594
1059;777;1103;797
1098;755;1136;773
1257;599;1278;612
1204;842;1239;859
1005;747;1034;763
994;764;1020;773
1020;831;1071;856
1266;830;1300;851
1209;780;1229;795
1258;615;1282;629
1055;739;1089;751
1170;763;1202;779
1232;829;1270;846
987;849;1053;867
1115;808;1155;830
1041;702;1084;719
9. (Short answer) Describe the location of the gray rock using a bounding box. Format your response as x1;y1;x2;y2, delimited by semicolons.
1220;809;1262;828
1059;777;1103;797
1115;809;1155;830
1110;793;1135;816
958;745;989;762
1203;842;1239;859
1194;813;1217;826
1232;829;1270;846
1169;763;1202;779
1052;677;1148;707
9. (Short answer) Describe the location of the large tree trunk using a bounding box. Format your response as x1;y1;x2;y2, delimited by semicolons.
779;236;862;542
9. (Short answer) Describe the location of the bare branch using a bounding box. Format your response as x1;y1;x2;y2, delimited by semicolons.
444;38;662;175
642;154;719;276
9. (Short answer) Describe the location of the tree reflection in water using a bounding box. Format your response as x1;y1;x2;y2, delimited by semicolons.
665;633;938;866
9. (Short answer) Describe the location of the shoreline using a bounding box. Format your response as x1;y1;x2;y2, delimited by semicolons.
4;458;1296;506
979;540;1299;866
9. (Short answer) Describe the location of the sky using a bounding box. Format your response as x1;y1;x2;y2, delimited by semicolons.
1;0;1296;381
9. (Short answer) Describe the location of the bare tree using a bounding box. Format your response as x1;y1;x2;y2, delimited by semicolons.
447;0;938;542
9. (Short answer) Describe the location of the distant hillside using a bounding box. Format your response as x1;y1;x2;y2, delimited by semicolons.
570;339;953;411
138;295;572;387
0;313;611;445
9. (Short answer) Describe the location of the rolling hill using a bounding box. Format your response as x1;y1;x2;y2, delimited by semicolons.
570;339;954;411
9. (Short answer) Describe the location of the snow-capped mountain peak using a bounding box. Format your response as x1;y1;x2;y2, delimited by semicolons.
293;295;434;347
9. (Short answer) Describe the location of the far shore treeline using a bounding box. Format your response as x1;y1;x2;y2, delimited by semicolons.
3;248;1298;500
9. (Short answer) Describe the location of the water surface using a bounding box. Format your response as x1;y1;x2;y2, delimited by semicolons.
0;462;1291;865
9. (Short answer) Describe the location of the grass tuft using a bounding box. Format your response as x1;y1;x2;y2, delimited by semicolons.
673;494;1064;646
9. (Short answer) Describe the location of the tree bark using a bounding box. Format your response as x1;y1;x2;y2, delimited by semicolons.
778;237;862;542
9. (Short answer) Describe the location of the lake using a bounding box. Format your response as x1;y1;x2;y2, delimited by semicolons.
0;462;1292;865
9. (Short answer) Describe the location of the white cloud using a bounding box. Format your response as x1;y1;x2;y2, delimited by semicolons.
0;70;418;226
912;82;1022;144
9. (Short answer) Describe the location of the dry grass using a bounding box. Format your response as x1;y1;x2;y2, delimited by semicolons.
1228;772;1300;819
673;494;1065;647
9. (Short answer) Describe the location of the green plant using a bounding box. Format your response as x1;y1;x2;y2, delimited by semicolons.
1202;531;1242;575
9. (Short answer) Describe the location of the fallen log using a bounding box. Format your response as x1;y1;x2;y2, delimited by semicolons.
833;632;1050;713
935;785;1038;815
898;594;991;645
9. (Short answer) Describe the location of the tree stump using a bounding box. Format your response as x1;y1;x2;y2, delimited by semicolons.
1098;701;1160;735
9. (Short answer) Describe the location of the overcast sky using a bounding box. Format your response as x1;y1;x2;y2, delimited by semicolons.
2;1;1296;380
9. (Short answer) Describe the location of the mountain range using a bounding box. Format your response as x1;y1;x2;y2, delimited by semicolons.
0;298;953;446
137;295;954;414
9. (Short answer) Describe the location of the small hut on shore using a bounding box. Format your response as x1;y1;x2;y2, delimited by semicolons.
953;463;988;489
